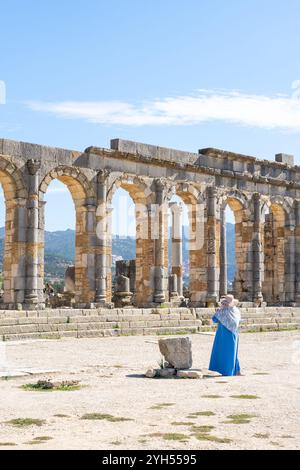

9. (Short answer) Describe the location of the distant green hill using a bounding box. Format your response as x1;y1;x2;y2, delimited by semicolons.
0;223;236;282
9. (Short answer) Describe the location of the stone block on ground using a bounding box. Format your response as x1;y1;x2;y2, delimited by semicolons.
145;368;156;378
158;336;192;369
176;369;203;379
156;368;176;378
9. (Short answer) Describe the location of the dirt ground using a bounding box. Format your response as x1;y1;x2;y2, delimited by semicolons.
0;330;299;450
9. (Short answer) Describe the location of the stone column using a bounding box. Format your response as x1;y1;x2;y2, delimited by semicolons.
170;202;183;296
3;198;27;306
284;221;295;305
252;193;264;305
206;186;219;305
95;170;109;305
24;159;41;307
153;179;166;304
219;205;227;297
294;201;300;305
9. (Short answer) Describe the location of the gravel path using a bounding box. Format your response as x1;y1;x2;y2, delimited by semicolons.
0;330;299;450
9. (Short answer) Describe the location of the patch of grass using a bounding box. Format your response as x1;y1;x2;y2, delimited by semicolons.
230;394;259;400
53;414;70;418
0;442;17;446
25;436;52;445
253;372;269;376
6;418;45;427
280;435;294;439
253;433;269;439
163;433;189;442
202;395;223;399
191;425;215;433
193;433;232;443
21;380;82;392
81;413;133;422
138;439;147;444
270;441;282;447
187;411;216;418
224;413;257;424
150;403;175;410
110;440;122;445
217;381;228;384
171;421;195;426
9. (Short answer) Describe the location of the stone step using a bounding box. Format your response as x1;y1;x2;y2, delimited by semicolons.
240;322;300;332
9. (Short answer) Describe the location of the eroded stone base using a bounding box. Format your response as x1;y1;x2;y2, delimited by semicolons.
0;307;300;341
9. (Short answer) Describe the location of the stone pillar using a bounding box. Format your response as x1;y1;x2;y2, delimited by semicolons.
24;159;41;307
170;202;183;297
3;197;27;306
219;206;227;297
251;193;264;304
206;186;219;305
294;201;300;305
153;179;167;304
95;170;109;305
285;223;296;304
135;203;155;306
169;274;178;299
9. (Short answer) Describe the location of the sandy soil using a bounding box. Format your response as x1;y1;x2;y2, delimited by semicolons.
0;331;299;450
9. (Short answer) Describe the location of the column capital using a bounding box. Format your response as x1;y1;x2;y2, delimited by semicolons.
206;186;217;198
26;159;41;175
169;201;183;213
252;192;261;202
97;169;110;183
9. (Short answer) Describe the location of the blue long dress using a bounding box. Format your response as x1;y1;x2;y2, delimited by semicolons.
209;315;240;376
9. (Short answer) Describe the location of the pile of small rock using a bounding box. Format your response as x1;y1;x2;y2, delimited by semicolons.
145;337;203;379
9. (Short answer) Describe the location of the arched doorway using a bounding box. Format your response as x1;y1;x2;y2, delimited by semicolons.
111;187;136;304
39;168;95;306
220;195;251;301
0;164;27;307
43;179;76;305
262;202;287;305
107;176;149;306
168;194;189;302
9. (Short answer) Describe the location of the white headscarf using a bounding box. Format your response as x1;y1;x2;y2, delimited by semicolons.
214;295;241;334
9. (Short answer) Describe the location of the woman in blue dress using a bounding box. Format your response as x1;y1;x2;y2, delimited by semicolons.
209;294;241;376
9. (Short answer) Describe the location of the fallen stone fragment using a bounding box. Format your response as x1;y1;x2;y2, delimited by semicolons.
158;337;192;369
156;368;176;378
145;368;157;378
176;369;203;379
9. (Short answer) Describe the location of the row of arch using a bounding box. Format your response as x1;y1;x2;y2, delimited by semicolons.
0;154;298;308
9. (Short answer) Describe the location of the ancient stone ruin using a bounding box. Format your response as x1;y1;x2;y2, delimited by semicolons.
0;137;299;311
145;337;203;379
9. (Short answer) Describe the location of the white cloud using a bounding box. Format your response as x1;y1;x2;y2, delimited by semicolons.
26;89;300;131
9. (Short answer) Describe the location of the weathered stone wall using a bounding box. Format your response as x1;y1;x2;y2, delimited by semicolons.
0;307;299;341
0;137;300;310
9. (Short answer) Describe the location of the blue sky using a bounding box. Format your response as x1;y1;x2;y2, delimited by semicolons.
1;0;300;230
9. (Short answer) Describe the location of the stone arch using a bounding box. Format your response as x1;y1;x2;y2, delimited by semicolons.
106;173;152;306
39;166;96;306
107;173;150;205
262;196;294;304
171;183;202;303
219;189;251;222
218;190;252;301
39;165;95;203
0;158;28;305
